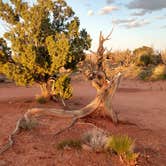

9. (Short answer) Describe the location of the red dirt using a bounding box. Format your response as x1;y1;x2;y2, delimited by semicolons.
0;78;166;166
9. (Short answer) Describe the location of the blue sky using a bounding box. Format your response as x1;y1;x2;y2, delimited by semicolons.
65;0;166;51
0;0;166;51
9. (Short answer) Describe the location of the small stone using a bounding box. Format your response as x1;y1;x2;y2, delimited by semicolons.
0;160;7;166
82;144;93;151
8;101;12;104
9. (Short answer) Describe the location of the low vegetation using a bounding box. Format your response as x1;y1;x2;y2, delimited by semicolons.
105;135;139;165
82;129;108;152
35;95;47;104
83;46;166;81
55;131;139;165
56;139;82;150
19;118;38;131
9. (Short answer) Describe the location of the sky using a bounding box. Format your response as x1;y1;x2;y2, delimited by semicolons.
0;0;166;51
65;0;166;51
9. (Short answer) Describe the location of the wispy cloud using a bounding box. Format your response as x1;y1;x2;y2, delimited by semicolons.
99;5;119;15
161;25;166;29
122;19;150;29
113;18;150;28
113;18;136;24
85;3;91;8
87;10;94;16
127;0;166;13
156;15;166;20
131;10;147;16
106;0;115;4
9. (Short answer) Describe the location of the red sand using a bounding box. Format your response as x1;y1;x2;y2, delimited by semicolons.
0;79;166;166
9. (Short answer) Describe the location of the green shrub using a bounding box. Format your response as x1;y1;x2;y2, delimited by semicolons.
57;139;82;150
152;55;162;65
36;95;47;104
52;74;72;100
105;135;134;154
136;54;152;66
105;135;139;165
138;68;152;80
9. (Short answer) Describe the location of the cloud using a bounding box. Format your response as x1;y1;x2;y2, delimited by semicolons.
112;18;136;24
85;3;91;8
99;5;119;15
112;18;150;28
106;0;115;4
122;19;150;29
87;10;94;16
156;15;166;20
127;0;166;12
161;25;166;29
131;10;147;16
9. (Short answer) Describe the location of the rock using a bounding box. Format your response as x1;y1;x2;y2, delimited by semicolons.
82;144;93;152
0;160;7;166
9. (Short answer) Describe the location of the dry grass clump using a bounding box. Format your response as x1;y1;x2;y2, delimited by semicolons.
82;129;108;152
105;135;139;166
20;118;38;130
56;139;82;150
35;95;47;104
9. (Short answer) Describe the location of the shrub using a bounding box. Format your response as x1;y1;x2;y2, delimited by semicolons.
57;139;82;150
161;50;166;64
36;95;47;104
105;135;139;165
138;68;152;80
151;64;166;80
82;129;108;151
20;118;38;130
0;0;91;100
135;54;152;67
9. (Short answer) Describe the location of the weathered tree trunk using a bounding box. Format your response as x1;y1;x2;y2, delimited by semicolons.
0;30;123;154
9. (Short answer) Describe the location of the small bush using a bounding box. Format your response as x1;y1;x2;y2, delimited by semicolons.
138;68;152;80
135;54;152;67
57;139;82;150
82;129;108;151
36;95;47;104
124;151;139;166
161;50;166;64
105;135;139;165
20;118;38;130
151;64;166;80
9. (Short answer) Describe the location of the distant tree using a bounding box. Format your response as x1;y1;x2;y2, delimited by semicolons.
133;46;162;66
133;46;154;57
0;0;91;99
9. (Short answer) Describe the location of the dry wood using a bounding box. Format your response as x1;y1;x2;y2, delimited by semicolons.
0;72;122;155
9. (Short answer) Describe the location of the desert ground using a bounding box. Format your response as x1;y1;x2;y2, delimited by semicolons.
0;77;166;166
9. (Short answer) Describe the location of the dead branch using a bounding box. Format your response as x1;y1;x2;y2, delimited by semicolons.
0;72;122;155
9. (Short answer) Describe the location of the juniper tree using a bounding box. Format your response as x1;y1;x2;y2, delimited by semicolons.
0;0;91;99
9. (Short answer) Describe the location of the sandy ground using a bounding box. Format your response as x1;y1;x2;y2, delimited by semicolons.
0;78;166;166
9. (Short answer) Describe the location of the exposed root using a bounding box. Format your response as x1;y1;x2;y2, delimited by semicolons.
54;118;78;137
0;73;122;155
0;117;24;154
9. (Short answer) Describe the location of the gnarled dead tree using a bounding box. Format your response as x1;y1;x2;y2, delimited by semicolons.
0;31;123;154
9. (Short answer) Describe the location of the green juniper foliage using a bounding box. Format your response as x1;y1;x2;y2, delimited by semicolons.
0;0;91;99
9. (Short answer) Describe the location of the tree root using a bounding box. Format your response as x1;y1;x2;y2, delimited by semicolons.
0;73;122;155
54;118;78;137
0;117;24;154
